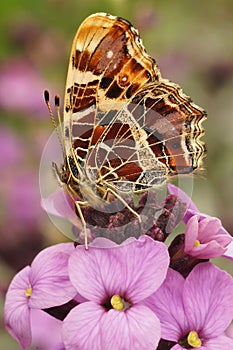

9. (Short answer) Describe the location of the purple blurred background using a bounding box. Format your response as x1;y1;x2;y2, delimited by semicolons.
0;1;232;347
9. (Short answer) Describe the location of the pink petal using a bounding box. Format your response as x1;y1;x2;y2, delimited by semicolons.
63;302;160;350
62;302;104;350
90;237;137;248
198;217;222;240
30;243;77;308
183;262;233;338
184;215;232;259
171;344;206;350
170;344;207;350
69;235;169;303
223;241;233;261
225;322;233;338
188;240;226;259
184;209;201;223
30;309;63;349
41;188;82;229
167;184;198;213
101;304;161;350
198;218;232;246
204;335;233;349
144;268;186;342
4;266;32;349
184;215;199;251
170;345;202;350
90;237;119;248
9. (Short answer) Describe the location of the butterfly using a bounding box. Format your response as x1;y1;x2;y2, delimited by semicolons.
45;12;206;248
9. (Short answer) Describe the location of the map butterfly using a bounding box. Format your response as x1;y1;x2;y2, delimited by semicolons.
45;13;206;248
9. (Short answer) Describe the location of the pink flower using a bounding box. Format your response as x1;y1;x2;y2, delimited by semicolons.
144;262;233;349
4;243;76;349
184;215;232;259
63;235;169;350
168;183;233;260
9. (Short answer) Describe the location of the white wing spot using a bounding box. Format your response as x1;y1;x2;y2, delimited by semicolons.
107;50;113;59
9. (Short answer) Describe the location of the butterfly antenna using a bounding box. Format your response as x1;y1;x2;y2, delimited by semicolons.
44;90;57;129
54;94;64;141
44;89;65;157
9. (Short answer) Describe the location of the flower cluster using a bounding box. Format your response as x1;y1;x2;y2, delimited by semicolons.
4;185;233;350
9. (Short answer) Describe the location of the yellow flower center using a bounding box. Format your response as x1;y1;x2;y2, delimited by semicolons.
25;286;33;297
194;239;201;247
110;294;124;310
187;330;202;348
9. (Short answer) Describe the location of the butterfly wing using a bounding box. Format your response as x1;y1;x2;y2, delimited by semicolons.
85;79;206;193
62;12;206;196
63;13;162;170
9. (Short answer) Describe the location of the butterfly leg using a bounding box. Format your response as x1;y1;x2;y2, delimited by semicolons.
74;200;89;250
105;187;142;223
66;184;89;249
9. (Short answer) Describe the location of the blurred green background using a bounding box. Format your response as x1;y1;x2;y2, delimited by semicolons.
0;0;232;348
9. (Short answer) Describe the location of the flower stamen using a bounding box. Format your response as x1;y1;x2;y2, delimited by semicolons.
187;330;202;348
194;240;200;247
110;294;124;311
25;286;32;297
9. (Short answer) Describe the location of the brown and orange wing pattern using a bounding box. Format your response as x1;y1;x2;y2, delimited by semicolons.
62;12;206;196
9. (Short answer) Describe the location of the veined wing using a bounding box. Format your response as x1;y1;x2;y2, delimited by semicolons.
62;12;161;169
62;12;206;193
83;80;206;192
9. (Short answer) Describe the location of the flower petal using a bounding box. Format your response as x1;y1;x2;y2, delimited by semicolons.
62;302;104;350
170;345;196;350
144;268;186;342
41;188;82;229
30;309;63;349
184;215;232;259
223;241;233;261
183;262;233;338
198;217;232;247
226;322;233;339
101;304;161;350
69;235;169;303
187;240;226;259
184;215;199;251
4;266;32;349
204;335;233;349
63;302;160;350
169;343;206;350
90;237;119;248
30;243;77;308
167;184;198;213
198;217;222;241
